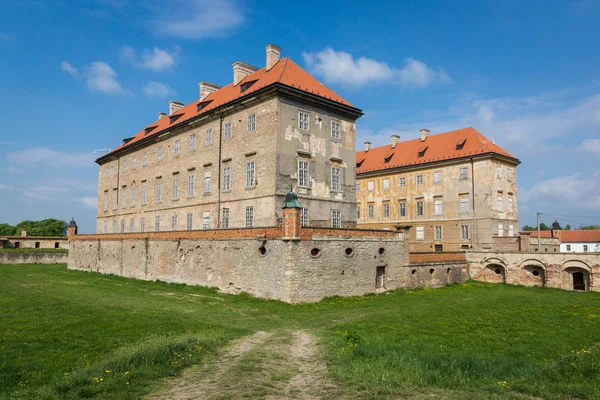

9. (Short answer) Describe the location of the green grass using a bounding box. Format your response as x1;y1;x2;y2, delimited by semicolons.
1;264;599;399
0;248;68;253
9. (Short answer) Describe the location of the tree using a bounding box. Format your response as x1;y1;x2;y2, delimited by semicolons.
564;224;571;230
12;219;68;236
522;223;552;231
579;224;600;230
0;223;16;236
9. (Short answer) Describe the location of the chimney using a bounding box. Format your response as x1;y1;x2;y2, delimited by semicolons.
199;81;221;101
169;101;184;115
364;142;371;152
420;129;430;142
265;44;281;71
391;135;400;148
21;230;27;237
232;61;259;86
158;112;167;119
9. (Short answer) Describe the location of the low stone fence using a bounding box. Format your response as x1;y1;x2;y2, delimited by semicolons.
409;251;466;264
0;251;68;264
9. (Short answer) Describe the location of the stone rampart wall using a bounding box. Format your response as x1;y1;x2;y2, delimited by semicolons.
0;251;68;264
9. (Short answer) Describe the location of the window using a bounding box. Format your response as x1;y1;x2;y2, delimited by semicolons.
376;266;385;289
112;190;118;210
434;244;443;252
298;160;309;187
172;178;179;200
331;121;341;139
461;224;469;240
583;245;589;252
399;201;406;217
143;151;148;166
507;169;513;181
459;197;469;214
103;221;107;233
174;140;180;156
204;172;211;193
383;202;390;218
301;207;309;227
246;161;255;187
416;200;424;216
566;244;571;251
156;182;162;202
141;184;147;205
508;198;513;213
112;220;116;233
356;205;360;220
222;209;230;228
132;157;136;169
121;190;127;209
129;218;134;233
416;174;423;186
497;166;502;179
367;181;374;191
245;206;254;227
168;214;176;230
188;175;195;197
433;172;442;184
298;111;309;131
248;113;256;132
509;224;514;236
434;199;443;215
189;134;196;151
368;204;374;219
206;129;213;145
497;196;503;213
399;177;406;187
203;212;210;229
155;216;160;232
113;164;118;176
186;213;193;230
130;187;135;207
498;223;503;237
158;146;163;161
435;225;442;240
103;194;108;211
123;159;127;172
382;179;390;189
356;182;360;192
104;167;109;177
331;209;341;228
460;167;468;180
416;226;424;240
331;166;341;191
223;166;231;191
224;122;232;140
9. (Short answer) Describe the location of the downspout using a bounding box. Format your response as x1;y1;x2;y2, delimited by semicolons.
116;156;120;226
216;113;224;228
470;157;476;250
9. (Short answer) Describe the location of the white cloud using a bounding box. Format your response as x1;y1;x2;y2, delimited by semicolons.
61;61;129;95
22;186;71;204
302;47;451;88
5;166;25;175
0;183;15;191
8;147;96;168
151;0;244;39
80;197;98;209
578;138;600;155
61;61;81;80
120;46;178;71
143;81;176;98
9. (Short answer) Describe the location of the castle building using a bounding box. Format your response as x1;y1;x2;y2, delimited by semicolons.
95;44;363;233
355;127;520;252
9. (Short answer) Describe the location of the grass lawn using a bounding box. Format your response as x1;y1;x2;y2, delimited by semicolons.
1;263;599;399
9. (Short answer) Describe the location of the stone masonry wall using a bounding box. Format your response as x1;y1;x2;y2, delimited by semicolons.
0;251;68;264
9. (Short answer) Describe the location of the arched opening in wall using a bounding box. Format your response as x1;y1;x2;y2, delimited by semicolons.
522;265;545;287
484;264;506;283
564;268;589;291
310;248;321;258
573;272;586;291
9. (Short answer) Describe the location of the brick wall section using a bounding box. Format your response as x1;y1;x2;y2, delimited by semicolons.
300;227;398;240
409;252;466;264
491;236;521;252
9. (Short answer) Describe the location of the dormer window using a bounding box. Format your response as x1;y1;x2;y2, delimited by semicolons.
456;138;467;150
384;153;394;163
169;114;182;124
145;126;157;135
418;146;428;157
240;80;257;93
356;159;365;168
197;100;213;112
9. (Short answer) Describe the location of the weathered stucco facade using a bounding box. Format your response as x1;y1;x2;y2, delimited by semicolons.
0;236;68;249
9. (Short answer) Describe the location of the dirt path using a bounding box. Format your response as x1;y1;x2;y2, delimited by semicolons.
150;330;349;400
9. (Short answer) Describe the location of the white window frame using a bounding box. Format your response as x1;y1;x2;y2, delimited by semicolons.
498;196;503;213
382;179;390;190
156;182;162;203
399;177;406;187
222;208;230;228
383;202;390;218
140;217;145;233
246;161;255;187
508;197;513;213
245;206;254;227
461;224;469;240
171;214;177;231
206;128;213;145
172;178;179;200
434;199;443;215
498;223;503;237
298;111;309;131
121;190;127;209
416;174;423;186
155;216;160;232
301;207;309;227
132;157;136;169
509;224;514;236
434;225;443;240
223;166;231;191
141;184;147;205
331;166;341;192
416;226;424;240
186;213;193;230
399;201;406;217
188;175;195;197
130;187;135;207
298;160;309;187
204;171;211;194
103;193;108;212
112;191;118;210
123;159;127;173
507;169;513;182
143;152;148;166
112;220;116;233
460;197;469;214
202;212;210;229
158;146;163;161
174;140;181;156
367;181;374;191
248;113;256;132
331;209;341;228
224;122;232;140
368;204;374;219
497;166;502;179
459;167;468;180
129;218;134;233
331;120;341;139
416;200;424;216
189;134;196;151
103;220;107;233
433;171;442;184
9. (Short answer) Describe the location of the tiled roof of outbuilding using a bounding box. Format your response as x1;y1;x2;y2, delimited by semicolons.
531;230;600;243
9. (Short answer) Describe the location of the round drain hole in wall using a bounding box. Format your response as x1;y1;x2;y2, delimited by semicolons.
258;246;267;256
345;247;354;257
311;248;321;258
429;268;435;275
495;268;502;275
446;268;451;274
411;269;417;275
532;269;540;277
378;247;385;255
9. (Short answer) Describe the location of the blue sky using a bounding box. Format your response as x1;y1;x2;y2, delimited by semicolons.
0;0;599;233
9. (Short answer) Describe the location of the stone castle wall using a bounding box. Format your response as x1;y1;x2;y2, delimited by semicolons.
0;251;68;264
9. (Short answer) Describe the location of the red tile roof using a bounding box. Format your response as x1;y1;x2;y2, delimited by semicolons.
102;58;356;158
356;127;518;175
531;230;600;243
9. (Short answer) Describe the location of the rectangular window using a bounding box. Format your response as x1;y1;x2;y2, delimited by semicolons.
435;225;442;240
433;171;442;184
203;212;210;229
416;226;424;240
301;207;309;227
171;214;177;230
186;213;193;230
298;160;309;187
112;220;116;233
143;151;148;166
114;164;118;176
367;181;374;191
399;201;406;217
155;216;160;232
584;245;589;252
497;166;502;179
140;217;145;232
509;224;514;236
356;205;360;220
383;202;390;218
141;184;147;205
298;111;309;131
123;159;127;172
121;190;127;209
331;166;341;191
331;121;341;139
460;167;468;180
156;182;162;202
461;224;469;240
416;200;424;216
416;174;423;186
246;161;255;187
120;219;125;233
331;209;341;228
105;167;109;177
399;177;406;187
382;179;390;189
355;182;360;192
224;122;232;140
368;204;374;219
434;199;443;215
103;220;107;233
248;113;256;132
103;193;108;211
245;206;254;227
507;169;513;181
375;266;385;289
204;171;211;193
222;208;230;228
112;190;118;210
498;196;503;213
223;166;231;191
566;244;571;251
188;175;195;197
172;178;179;200
132;157;136;169
206;129;213;145
174;140;180;156
129;218;134;233
498;223;503;237
508;197;513;213
189;134;196;151
158;146;163;161
130;187;135;207
460;197;469;214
